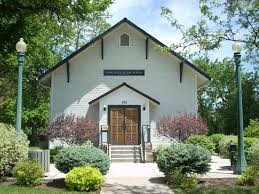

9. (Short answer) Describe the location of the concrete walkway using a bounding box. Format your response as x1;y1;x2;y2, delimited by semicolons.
199;155;239;179
43;155;238;193
101;163;173;194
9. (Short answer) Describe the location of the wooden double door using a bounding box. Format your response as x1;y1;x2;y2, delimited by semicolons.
109;106;140;145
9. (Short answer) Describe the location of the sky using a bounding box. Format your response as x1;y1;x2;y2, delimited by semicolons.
107;0;253;70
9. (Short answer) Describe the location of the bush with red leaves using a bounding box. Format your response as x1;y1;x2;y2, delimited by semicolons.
157;113;208;142
44;114;98;145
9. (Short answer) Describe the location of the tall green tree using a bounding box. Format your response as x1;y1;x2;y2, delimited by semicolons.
196;57;259;134
161;0;258;66
0;0;113;145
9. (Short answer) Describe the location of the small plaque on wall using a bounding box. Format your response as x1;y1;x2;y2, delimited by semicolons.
104;70;145;76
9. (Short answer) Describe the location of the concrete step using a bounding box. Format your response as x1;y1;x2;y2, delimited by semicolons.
111;158;141;163
111;154;141;159
111;145;140;151
111;150;140;154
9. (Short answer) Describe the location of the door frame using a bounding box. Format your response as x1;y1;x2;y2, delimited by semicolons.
108;105;141;145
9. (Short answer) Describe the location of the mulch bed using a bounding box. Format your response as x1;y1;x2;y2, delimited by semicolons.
38;178;66;189
0;179;66;189
197;178;259;188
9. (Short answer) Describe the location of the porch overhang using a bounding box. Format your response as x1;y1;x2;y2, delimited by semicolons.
88;82;160;105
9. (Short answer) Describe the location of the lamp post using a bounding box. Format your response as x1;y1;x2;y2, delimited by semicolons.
232;41;247;174
15;38;27;133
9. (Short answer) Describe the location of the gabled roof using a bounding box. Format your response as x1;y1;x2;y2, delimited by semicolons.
88;82;160;105
39;17;211;82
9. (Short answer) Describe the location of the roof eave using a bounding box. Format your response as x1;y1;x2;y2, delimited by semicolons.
38;17;211;82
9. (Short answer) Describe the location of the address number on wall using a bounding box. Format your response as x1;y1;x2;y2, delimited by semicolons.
122;101;127;104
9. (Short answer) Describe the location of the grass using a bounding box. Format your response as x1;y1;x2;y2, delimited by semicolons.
174;186;259;194
0;185;99;194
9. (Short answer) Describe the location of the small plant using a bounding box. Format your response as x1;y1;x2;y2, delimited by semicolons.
13;160;44;187
65;165;104;192
156;143;211;175
186;135;215;153
237;166;257;186
0;123;29;177
209;133;225;153
170;169;198;190
157;113;208;142
55;143;110;175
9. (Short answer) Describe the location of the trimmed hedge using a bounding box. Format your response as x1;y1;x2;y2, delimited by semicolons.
55;143;110;175
156;143;211;175
65;165;104;192
186;135;215;153
0;123;29;177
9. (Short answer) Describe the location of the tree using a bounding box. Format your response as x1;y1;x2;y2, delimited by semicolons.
157;113;208;142
0;0;113;145
43;114;98;145
161;0;258;65
196;57;259;134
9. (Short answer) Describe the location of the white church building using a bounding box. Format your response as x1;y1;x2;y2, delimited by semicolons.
40;18;210;161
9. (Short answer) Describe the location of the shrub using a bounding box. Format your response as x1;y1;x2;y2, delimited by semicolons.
218;135;257;159
0;123;29;177
156;143;211;175
55;143;110;175
157;113;208;142
186;135;215;153
65;165;104;192
247;141;259;166
44;114;98;145
218;135;237;158
244;137;258;158
170;169;199;190
209;133;225;153
237;166;257;186
50;146;62;163
244;119;259;138
13;160;44;187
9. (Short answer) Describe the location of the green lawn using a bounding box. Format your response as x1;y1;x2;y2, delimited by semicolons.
174;186;259;194
0;185;99;194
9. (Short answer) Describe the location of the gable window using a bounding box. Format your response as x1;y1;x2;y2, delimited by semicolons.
120;33;129;46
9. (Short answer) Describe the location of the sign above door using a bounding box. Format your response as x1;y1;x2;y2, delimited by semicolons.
103;70;144;76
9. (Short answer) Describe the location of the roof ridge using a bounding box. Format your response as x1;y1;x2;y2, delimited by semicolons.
39;18;211;82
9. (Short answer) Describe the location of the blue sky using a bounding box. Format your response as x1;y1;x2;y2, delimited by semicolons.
108;0;252;70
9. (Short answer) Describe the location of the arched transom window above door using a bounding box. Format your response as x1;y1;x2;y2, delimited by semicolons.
120;33;129;46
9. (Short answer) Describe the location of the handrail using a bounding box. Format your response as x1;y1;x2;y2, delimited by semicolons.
100;125;110;158
141;126;146;162
141;125;151;163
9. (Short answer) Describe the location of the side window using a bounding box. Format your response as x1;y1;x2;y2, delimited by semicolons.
120;33;129;46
